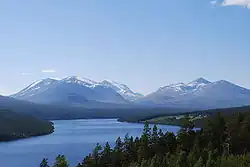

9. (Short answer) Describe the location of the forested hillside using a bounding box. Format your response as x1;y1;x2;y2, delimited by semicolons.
118;105;250;127
40;111;250;167
0;109;54;141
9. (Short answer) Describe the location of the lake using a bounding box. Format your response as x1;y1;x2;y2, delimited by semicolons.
0;119;181;167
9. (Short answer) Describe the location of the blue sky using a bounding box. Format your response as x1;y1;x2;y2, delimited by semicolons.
0;0;250;95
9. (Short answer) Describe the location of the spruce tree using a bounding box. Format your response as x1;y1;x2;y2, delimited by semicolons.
40;158;50;167
152;125;158;142
113;137;124;167
176;151;187;167
92;143;102;165
194;157;204;167
206;151;216;167
101;142;112;167
142;122;151;141
53;155;69;167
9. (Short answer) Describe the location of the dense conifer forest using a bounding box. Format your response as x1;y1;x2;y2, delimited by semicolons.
40;111;250;167
0;109;54;141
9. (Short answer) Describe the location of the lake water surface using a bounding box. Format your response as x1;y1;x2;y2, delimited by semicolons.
0;119;181;167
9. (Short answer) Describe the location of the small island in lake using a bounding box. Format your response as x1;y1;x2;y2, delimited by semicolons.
0;109;54;141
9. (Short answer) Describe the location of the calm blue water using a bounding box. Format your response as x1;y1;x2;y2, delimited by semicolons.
0;119;181;167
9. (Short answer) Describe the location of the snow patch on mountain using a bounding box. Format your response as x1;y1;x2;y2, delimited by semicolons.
187;77;211;87
159;83;186;92
158;78;211;94
62;76;97;86
139;77;250;109
101;80;143;101
13;78;58;98
11;76;143;102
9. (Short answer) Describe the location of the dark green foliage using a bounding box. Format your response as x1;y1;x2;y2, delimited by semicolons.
40;158;50;167
53;155;69;167
176;151;188;167
41;111;250;167
194;157;203;167
0;109;54;141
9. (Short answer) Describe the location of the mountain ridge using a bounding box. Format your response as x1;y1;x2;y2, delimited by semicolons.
10;77;250;109
11;76;143;105
138;77;250;109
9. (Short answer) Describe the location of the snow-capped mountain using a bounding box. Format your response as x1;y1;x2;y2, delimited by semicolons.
158;78;211;94
12;78;59;99
11;76;250;109
100;80;143;101
187;77;211;89
62;76;98;86
11;76;143;105
11;77;126;105
149;78;211;101
138;78;250;109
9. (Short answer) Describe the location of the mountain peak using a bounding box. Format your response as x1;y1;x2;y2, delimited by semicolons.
158;78;211;93
190;77;211;84
62;76;97;86
101;80;112;84
186;77;211;90
11;78;58;98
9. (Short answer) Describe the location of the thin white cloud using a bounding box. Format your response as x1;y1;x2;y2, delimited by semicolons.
210;0;218;5
222;0;250;8
41;69;56;73
21;72;33;76
212;0;250;8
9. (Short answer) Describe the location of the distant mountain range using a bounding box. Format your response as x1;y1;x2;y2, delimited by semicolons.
9;77;250;109
11;76;143;106
139;78;250;109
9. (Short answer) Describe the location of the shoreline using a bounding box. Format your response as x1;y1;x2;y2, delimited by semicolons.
0;121;55;142
117;118;183;127
0;130;55;142
118;118;202;128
